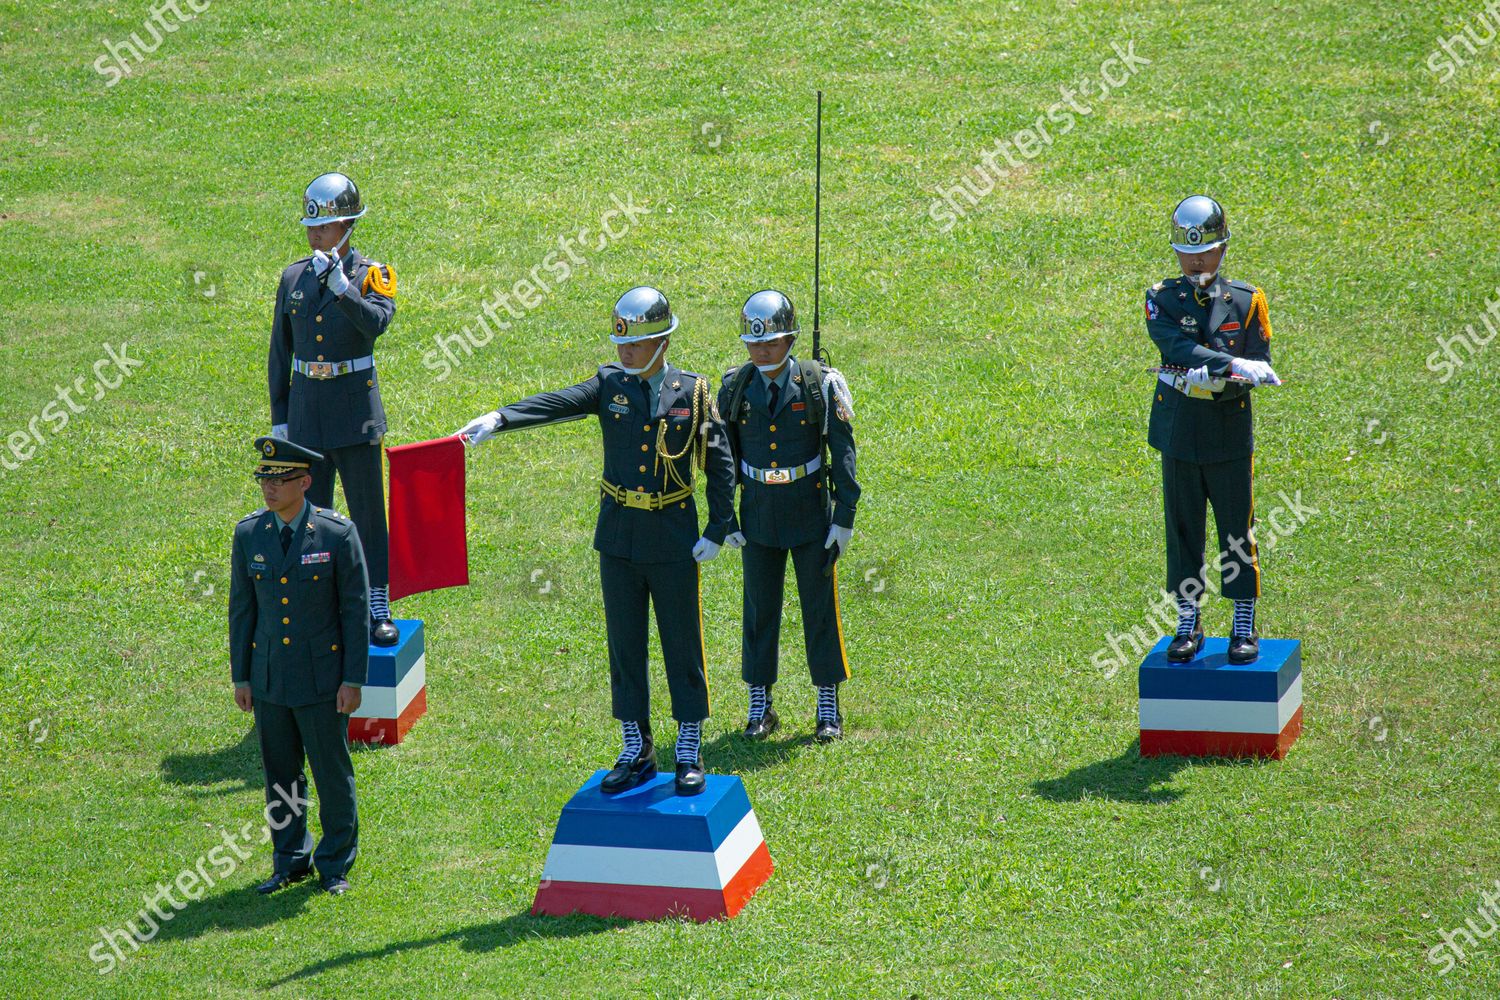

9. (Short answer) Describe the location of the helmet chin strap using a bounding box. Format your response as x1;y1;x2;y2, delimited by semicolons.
620;338;666;376
329;221;354;257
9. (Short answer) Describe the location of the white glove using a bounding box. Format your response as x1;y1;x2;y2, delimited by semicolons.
457;411;503;446
1231;358;1281;386
313;250;350;296
692;537;721;563
723;531;746;549
271;423;288;440
1183;365;1227;393
824;524;853;558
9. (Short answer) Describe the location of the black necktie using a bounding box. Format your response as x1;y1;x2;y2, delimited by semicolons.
768;381;780;415
280;524;293;554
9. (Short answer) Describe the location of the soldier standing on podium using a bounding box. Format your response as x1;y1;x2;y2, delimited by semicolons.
718;290;860;742
269;171;400;647
1145;195;1282;665
456;286;738;795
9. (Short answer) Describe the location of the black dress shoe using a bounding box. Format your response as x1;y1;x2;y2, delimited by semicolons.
675;759;706;796
814;715;844;743
1167;629;1205;662
743;708;780;741
601;746;657;793
255;869;311;895
1228;633;1260;664
370;618;400;647
321;876;351;896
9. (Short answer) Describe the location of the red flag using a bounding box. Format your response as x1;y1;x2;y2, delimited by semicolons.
387;436;469;602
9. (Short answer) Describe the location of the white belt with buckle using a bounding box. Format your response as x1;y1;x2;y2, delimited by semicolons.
294;355;375;380
741;454;821;484
1158;371;1216;401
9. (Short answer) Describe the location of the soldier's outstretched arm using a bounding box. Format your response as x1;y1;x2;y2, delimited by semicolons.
268;275;293;430
228;532;256;686
700;383;738;544
1146;297;1236;375
456;375;601;446
333;262;396;340
334;522;371;688
827;403;860;530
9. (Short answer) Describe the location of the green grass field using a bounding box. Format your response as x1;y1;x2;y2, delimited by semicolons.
3;0;1499;995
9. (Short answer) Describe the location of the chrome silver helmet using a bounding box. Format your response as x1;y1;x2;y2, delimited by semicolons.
1170;195;1229;253
739;289;798;343
610;285;678;343
301;172;366;227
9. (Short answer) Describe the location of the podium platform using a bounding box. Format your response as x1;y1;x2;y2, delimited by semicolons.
348;619;427;745
532;770;773;922
1138;637;1303;759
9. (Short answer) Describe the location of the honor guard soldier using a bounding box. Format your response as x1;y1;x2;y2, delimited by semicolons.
1146;195;1282;665
229;436;369;896
269;171;401;647
456;286;738;795
718;290;860;742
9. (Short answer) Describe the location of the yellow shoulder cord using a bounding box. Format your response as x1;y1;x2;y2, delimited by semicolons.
653;377;708;492
1248;288;1271;341
362;263;397;297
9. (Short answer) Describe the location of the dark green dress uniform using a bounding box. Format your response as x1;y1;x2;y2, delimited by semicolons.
719;359;859;689
1145;274;1273;601
268;249;396;589
229;445;369;882
489;362;737;722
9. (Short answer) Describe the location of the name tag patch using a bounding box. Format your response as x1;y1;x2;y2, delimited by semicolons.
301;552;332;565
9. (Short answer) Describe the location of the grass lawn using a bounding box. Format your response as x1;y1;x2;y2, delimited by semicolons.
2;0;1498;995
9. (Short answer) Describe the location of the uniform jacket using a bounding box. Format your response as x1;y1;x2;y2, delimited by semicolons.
229;504;370;707
718;361;860;549
494;362;737;563
269;248;396;450
1146;274;1273;464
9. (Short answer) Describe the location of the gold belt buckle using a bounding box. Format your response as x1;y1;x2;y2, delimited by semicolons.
764;468;791;484
624;490;654;510
306;361;334;379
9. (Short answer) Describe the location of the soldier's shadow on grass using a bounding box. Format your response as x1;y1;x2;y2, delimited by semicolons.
702;730;817;776
160;724;262;794
267;908;621;988
1032;739;1260;805
148;879;318;944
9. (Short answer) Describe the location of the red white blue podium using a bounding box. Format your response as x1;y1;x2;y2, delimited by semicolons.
532;770;773;922
349;619;427;745
1138;637;1303;759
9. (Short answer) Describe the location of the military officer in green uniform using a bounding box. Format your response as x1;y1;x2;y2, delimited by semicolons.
456;286;737;795
269;171;401;647
1145;195;1282;665
718;290;860;742
230;436;369;896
